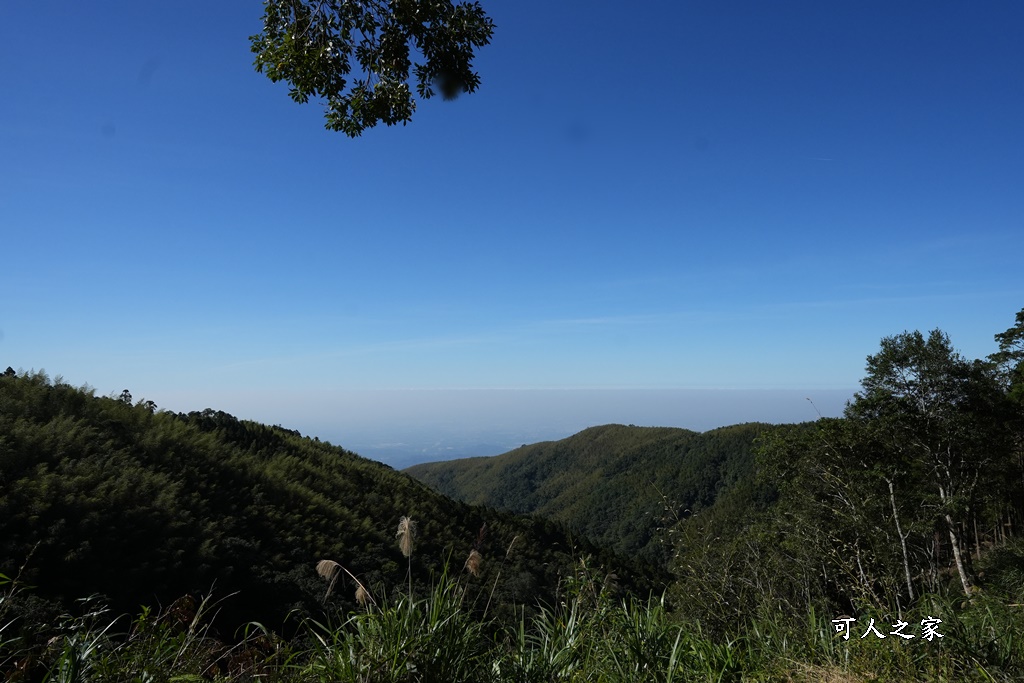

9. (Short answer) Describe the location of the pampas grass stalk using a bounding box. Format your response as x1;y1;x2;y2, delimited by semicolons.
316;559;376;609
397;516;416;601
464;549;483;578
355;585;370;608
397;516;415;558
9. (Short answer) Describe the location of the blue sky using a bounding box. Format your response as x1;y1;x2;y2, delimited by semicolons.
2;2;1022;464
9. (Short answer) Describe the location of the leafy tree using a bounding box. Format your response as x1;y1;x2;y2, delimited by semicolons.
992;308;1024;395
756;414;941;617
992;307;1024;437
251;0;495;136
989;307;1024;541
847;329;1011;597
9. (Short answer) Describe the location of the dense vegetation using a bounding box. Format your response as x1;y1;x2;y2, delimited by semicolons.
4;534;1023;681
0;372;649;640
2;308;1023;680
669;315;1024;630
406;423;769;560
656;310;1024;681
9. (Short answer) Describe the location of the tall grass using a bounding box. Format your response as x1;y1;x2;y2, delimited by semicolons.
1;591;288;683
5;530;1023;682
302;567;486;683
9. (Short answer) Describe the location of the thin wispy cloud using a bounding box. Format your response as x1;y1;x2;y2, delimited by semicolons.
762;288;1024;313
216;332;498;371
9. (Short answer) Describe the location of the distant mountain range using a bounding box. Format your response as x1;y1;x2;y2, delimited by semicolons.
405;423;771;560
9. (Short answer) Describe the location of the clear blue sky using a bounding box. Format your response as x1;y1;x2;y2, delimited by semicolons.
2;2;1022;461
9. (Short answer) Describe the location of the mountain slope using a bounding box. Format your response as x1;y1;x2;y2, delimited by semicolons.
0;371;651;631
405;423;770;559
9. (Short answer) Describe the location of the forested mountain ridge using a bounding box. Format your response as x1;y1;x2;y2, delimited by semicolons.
0;371;653;633
406;422;771;559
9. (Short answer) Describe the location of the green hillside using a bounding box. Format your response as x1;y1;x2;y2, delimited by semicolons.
4;308;1024;681
0;370;651;633
405;422;770;559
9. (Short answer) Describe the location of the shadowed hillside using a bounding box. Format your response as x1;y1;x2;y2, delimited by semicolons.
406;422;770;560
0;370;653;633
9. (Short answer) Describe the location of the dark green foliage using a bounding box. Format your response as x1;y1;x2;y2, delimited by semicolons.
406;422;769;561
251;0;495;136
9;559;1021;681
992;308;1024;403
842;329;1014;599
669;309;1024;655
4;308;1024;680
0;370;650;638
303;567;489;682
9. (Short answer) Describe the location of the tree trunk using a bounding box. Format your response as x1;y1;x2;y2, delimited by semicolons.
940;485;973;597
888;478;915;601
974;514;981;562
947;517;973;597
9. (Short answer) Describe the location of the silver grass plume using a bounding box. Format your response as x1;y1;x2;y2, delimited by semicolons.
464;549;483;577
316;559;341;601
397;516;416;558
316;558;376;608
397;515;416;601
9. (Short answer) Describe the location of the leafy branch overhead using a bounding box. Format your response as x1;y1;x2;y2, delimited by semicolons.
251;0;495;136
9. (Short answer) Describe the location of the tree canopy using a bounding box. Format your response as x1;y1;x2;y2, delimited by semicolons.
666;309;1024;635
251;0;495;136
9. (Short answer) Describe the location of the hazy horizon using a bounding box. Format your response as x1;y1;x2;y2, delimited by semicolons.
132;386;856;468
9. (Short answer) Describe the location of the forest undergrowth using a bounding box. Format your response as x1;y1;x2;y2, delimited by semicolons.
3;531;1023;682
